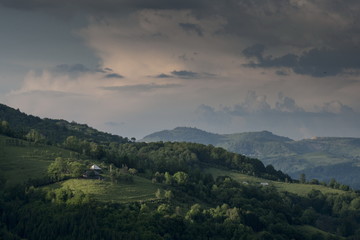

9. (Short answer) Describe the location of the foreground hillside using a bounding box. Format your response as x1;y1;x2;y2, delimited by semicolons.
1;132;359;239
1;104;360;239
141;127;360;188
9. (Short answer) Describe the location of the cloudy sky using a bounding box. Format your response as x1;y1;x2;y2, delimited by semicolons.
1;0;360;140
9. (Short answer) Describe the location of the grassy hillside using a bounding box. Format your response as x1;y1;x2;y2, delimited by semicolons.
0;133;161;203
0;134;74;186
142;127;360;188
205;167;345;197
46;176;159;203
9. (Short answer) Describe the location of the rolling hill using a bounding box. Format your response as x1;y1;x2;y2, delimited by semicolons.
0;134;159;203
141;127;360;188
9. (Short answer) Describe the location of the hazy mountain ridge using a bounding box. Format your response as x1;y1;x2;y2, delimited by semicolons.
142;127;224;145
141;127;360;188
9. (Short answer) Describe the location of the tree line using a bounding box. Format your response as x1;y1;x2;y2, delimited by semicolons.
2;170;360;239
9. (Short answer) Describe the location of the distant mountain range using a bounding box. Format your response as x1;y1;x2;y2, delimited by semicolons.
141;127;360;188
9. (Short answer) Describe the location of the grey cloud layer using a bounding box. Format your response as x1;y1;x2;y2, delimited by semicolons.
153;70;216;79
243;45;360;77
195;92;358;139
52;64;124;79
102;83;181;92
0;0;202;12
2;0;360;139
3;0;359;44
179;23;203;36
4;0;359;78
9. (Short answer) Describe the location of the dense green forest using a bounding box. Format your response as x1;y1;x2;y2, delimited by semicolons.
1;104;360;239
142;127;360;189
0;103;129;144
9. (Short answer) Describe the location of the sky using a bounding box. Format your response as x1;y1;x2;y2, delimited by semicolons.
1;0;360;140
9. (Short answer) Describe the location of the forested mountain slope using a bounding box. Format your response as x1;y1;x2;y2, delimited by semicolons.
142;127;360;188
0;103;129;144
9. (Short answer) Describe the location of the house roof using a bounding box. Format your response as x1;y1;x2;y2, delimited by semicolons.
90;164;101;170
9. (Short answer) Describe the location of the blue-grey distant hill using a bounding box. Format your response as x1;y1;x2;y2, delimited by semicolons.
141;127;360;189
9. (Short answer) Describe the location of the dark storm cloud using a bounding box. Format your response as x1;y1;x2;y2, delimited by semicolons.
151;70;216;79
105;73;124;79
179;23;203;36
171;70;216;79
52;64;97;78
293;48;360;77
0;0;203;13
171;70;200;79
243;45;360;77
3;0;360;49
51;64;125;78
242;44;265;60
153;73;173;78
3;0;360;81
275;70;288;76
102;83;181;92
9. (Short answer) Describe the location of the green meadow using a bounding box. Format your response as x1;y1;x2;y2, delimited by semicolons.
47;176;160;203
205;167;345;196
0;134;74;186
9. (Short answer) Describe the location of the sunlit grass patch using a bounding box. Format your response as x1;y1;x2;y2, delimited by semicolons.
205;167;345;196
50;176;160;203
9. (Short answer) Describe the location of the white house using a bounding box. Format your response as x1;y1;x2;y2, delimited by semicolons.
90;164;102;171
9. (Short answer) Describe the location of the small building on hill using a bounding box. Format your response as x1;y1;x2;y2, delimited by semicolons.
83;164;103;179
90;164;102;171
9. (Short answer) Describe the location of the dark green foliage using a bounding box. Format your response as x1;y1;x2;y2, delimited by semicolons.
109;165;134;183
300;173;306;183
0;103;129;144
47;157;86;180
2;171;358;240
0;120;11;135
106;141;291;182
25;129;46;143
